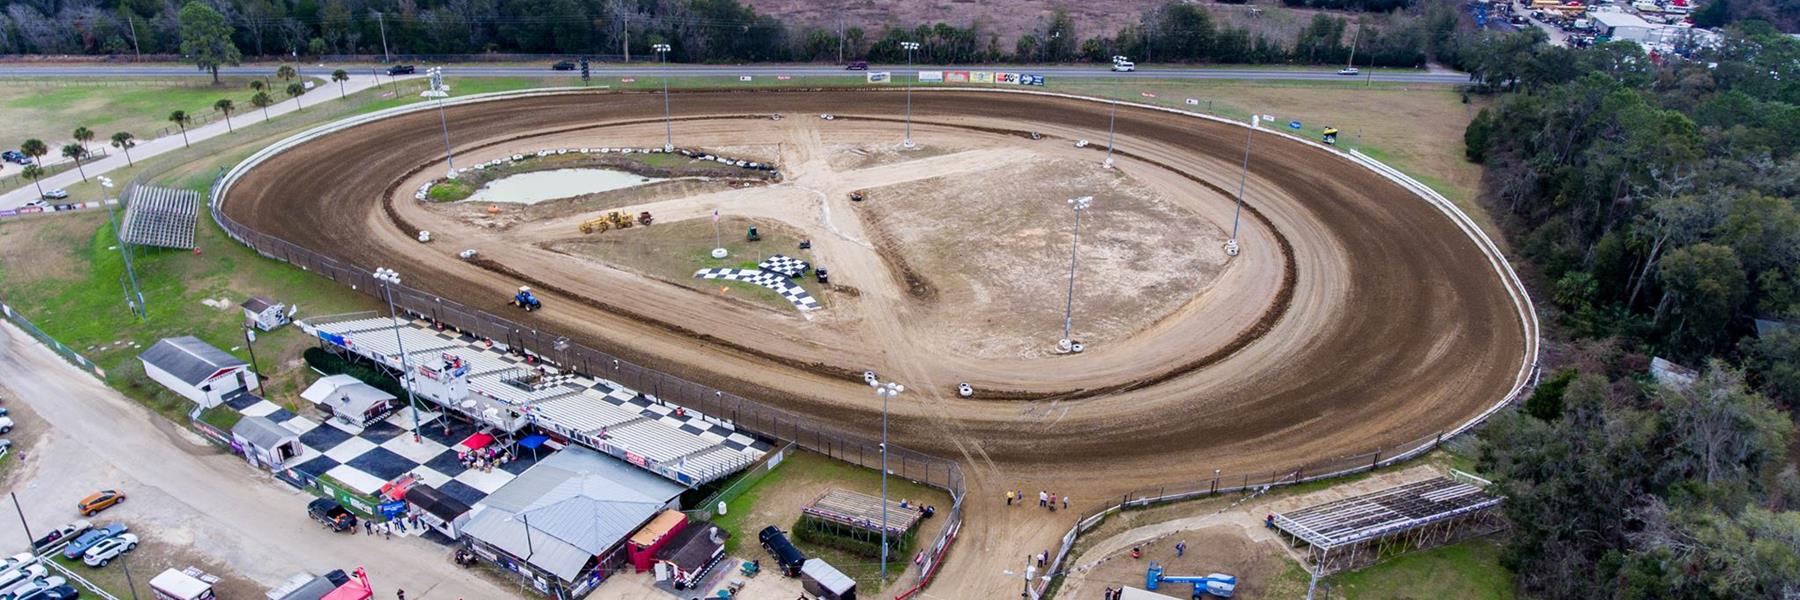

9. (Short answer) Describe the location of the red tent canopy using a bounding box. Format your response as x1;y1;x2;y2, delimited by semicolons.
320;579;372;600
456;432;496;451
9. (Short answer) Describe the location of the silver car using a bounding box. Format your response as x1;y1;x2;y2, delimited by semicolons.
82;532;138;567
0;564;48;596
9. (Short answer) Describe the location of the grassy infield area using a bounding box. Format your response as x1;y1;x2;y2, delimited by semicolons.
0;70;1508;599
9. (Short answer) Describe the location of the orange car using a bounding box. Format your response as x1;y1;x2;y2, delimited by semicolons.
77;490;125;516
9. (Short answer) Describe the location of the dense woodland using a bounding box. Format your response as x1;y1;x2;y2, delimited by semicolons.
0;0;1471;67
1464;22;1800;599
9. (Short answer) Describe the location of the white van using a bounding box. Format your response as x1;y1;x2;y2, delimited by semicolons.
1112;59;1136;72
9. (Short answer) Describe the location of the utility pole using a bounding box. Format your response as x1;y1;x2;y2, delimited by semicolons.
837;19;844;64
10;493;36;551
655;43;672;151
126;15;142;62
873;380;905;583
376;12;391;63
1103;105;1117;169
901;41;919;148
100;176;145;319
1060;195;1093;349
1227;117;1254;257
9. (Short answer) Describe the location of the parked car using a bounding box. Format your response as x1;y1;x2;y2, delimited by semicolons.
386;64;416;75
1111;59;1136;72
0;564;48;597
0;415;12;433
551;60;576;71
38;190;68;201
307;499;357;532
31;520;92;551
12;583;78;600
844;61;868;70
61;523;126;560
0;440;11;461
0;151;29;165
4;575;66;599
76;491;124;517
0;552;35;572
81;533;137;567
1338;67;1360;76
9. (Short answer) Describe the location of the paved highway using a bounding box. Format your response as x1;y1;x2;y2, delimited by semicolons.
0;63;1472;84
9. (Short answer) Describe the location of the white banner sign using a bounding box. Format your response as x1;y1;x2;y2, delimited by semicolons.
917;71;944;83
867;71;892;83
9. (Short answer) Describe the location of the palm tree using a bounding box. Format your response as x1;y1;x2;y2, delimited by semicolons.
19;138;47;169
167;110;191;147
72;126;94;154
276;64;297;84
110;131;137;166
20;164;44;198
285;82;305;112
168;110;192;148
331;69;349;99
61;143;87;182
250;79;265;94
251;92;274;122
214;98;236;132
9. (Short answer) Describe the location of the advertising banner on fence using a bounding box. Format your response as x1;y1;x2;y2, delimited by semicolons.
867;71;892;83
996;72;1019;84
945;71;970;83
917;70;944;82
1022;73;1046;86
972;71;994;84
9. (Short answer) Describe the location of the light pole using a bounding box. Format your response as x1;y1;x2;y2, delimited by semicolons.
99;176;145;319
374;268;424;443
872;379;905;582
654;43;673;152
1060;196;1093;350
900;41;920;149
1227;117;1254;257
424;67;456;177
1103;105;1117;169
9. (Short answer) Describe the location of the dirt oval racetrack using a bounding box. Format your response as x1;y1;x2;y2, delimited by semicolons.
225;88;1530;504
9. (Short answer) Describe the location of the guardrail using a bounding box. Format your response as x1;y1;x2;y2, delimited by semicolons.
203;87;965;592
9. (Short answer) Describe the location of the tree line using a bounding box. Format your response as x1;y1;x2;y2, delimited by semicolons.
0;0;1475;69
1461;20;1800;599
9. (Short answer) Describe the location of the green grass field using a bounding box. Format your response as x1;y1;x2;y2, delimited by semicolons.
0;76;324;151
1325;537;1516;600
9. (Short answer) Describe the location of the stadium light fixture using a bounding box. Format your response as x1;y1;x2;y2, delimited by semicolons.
872;379;905;581
374;267;425;442
425;67;457;177
1060;196;1094;349
654;43;674;152
900;41;921;149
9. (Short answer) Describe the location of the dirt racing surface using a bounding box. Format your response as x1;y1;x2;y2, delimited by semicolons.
223;88;1531;597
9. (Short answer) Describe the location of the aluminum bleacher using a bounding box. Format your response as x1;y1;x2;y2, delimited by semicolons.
299;313;765;487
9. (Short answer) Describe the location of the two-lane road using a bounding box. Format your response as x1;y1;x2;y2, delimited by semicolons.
0;63;1472;84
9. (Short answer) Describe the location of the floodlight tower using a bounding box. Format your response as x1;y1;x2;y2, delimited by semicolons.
1060;196;1094;351
422;67;456;177
654;43;674;152
1227;117;1255;257
900;41;920;148
871;378;905;582
374;267;424;443
98;175;145;319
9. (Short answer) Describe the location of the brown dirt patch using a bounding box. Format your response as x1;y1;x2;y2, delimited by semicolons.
826;142;955;171
1076;524;1290;599
857;156;1225;359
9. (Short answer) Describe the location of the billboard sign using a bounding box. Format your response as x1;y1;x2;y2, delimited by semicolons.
867;71;892;83
996;72;1019;84
918;71;944;82
946;71;970;82
972;71;994;83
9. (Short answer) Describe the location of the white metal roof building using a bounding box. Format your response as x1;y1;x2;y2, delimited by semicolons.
461;447;685;597
1593;11;1657;42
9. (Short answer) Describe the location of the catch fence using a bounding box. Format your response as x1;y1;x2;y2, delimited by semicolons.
207;154;965;590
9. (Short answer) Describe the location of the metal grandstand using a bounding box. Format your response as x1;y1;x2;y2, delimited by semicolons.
120;185;200;249
1272;471;1505;574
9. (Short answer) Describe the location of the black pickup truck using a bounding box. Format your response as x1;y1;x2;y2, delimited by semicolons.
308;499;358;532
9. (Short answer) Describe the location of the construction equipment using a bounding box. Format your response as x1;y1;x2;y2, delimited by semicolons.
848;190;865;202
638;211;654;225
747;226;761;242
511;287;542;311
1322;127;1340;145
578;211;640;234
1146;562;1238;598
578;218;610;234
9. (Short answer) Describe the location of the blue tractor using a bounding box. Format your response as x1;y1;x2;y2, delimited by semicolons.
1146;562;1238;598
512;286;542;311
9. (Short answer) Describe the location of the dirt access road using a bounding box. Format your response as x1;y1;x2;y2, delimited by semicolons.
223;89;1532;596
0;323;517;599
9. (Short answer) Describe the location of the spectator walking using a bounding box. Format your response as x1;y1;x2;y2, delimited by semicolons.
396;590;405;600
1039;490;1048;507
1176;539;1187;557
1006;490;1015;506
1063;496;1070;510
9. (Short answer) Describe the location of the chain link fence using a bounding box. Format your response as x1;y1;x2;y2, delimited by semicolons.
0;294;106;379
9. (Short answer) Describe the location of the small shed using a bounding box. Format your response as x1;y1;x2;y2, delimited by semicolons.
138;336;259;410
302;374;398;427
242;296;292;331
149;568;217;600
232;414;303;471
403;485;473;538
801;558;857;600
654;522;729;590
628;510;689;572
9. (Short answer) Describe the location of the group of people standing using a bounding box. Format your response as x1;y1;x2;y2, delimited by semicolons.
1005;489;1071;512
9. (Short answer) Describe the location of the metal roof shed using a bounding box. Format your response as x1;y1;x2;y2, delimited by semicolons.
801;558;857;600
